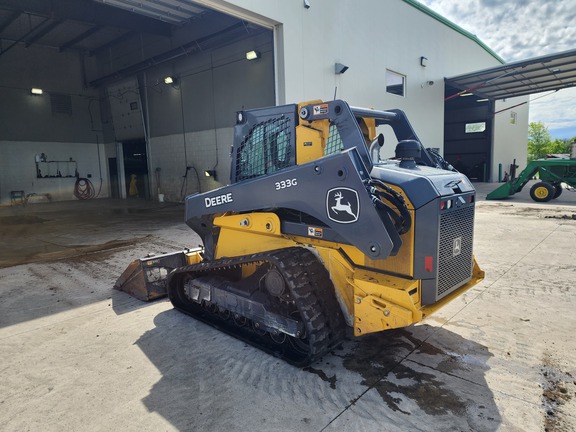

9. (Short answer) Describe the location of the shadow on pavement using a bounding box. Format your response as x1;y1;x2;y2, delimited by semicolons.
136;310;501;431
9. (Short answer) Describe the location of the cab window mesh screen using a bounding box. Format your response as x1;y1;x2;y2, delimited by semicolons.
236;117;292;181
325;123;343;155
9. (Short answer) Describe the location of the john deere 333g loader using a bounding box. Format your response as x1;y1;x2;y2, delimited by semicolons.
116;99;484;366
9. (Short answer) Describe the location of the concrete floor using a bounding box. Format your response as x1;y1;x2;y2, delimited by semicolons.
1;182;575;432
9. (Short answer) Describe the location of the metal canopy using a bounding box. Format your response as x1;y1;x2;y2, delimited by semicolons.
445;49;576;100
0;0;268;87
0;0;207;55
0;0;167;56
91;0;207;26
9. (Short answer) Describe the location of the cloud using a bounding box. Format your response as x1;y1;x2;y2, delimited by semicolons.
420;0;576;61
419;0;576;136
529;88;576;128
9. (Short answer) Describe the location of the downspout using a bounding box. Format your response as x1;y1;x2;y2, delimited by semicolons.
138;72;153;200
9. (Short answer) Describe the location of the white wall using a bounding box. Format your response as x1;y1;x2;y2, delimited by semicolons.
149;127;234;202
0;42;105;205
492;97;529;181
130;32;275;201
199;0;520;165
0;141;109;205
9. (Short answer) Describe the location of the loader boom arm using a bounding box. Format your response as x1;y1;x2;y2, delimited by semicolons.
185;148;401;260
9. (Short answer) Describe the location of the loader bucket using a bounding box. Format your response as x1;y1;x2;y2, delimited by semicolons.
114;251;188;301
486;182;515;200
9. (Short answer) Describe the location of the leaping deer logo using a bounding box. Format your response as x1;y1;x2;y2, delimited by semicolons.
327;188;359;223
332;191;356;218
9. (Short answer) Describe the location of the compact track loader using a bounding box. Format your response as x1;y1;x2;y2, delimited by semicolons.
116;99;484;366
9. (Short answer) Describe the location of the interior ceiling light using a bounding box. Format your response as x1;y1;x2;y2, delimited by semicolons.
459;92;474;97
164;76;174;84
246;50;261;61
31;88;43;95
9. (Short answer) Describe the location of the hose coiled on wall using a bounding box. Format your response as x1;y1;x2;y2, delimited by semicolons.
74;177;96;200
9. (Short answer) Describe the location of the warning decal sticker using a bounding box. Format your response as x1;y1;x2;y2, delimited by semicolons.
312;103;329;116
307;227;324;238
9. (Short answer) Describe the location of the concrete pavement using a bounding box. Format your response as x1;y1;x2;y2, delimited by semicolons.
0;188;575;431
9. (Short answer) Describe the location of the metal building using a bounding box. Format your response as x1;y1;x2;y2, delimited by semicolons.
3;0;569;204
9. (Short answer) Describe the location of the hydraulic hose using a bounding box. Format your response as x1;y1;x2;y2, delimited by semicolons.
426;147;456;171
367;179;412;235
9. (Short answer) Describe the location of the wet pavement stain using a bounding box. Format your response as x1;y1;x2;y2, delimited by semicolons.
341;329;468;416
0;215;50;225
303;366;337;389
64;239;142;263
0;215;52;240
0;239;141;268
368;362;467;416
332;326;503;431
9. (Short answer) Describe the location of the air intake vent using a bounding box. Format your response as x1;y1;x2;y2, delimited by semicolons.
50;94;72;115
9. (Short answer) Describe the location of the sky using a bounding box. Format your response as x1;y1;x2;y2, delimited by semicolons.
418;0;576;140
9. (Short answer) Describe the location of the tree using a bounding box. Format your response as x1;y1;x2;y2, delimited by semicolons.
547;138;570;155
528;122;551;161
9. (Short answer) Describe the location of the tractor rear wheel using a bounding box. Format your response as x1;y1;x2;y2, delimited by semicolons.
553;183;563;199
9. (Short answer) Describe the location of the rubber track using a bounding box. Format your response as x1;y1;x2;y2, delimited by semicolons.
167;247;345;366
298;250;347;346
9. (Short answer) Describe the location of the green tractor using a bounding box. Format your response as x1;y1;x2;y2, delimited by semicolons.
487;158;576;202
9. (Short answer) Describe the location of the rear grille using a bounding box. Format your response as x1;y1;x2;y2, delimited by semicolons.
437;204;475;299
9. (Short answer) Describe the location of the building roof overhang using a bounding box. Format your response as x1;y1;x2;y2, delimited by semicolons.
445;48;576;101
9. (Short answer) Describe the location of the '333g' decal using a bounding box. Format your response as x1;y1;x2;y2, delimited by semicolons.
275;178;297;190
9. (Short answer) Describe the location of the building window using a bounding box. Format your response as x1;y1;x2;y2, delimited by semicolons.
465;122;486;133
510;111;517;124
386;70;405;96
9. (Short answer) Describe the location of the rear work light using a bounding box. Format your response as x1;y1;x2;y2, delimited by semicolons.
440;199;453;210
